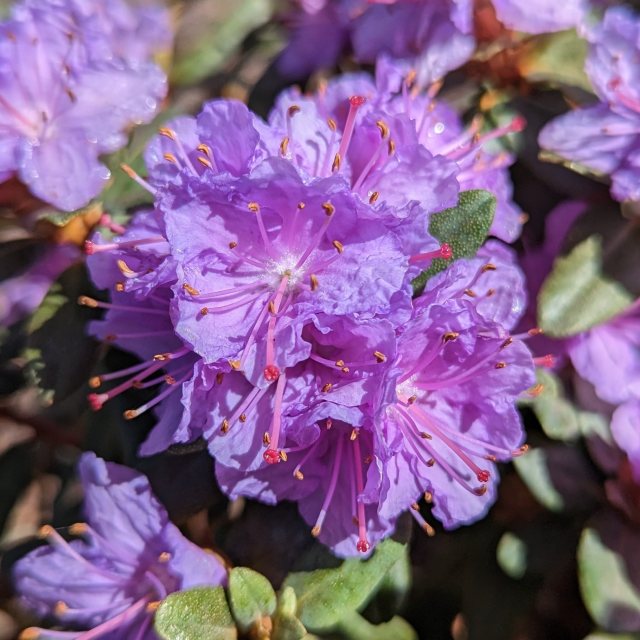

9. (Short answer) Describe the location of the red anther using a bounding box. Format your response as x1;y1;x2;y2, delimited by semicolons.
263;364;280;382
349;95;366;107
263;449;281;465
476;470;490;483
510;115;526;132
356;539;371;553
440;243;453;260
83;240;96;255
87;393;104;411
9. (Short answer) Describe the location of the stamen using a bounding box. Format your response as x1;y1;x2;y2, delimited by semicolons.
99;214;126;235
333;96;366;172
352;436;370;553
263;372;287;464
312;434;345;537
409;243;453;265
120;164;156;195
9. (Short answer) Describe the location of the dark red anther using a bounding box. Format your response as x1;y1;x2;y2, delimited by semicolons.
440;243;453;260
477;470;490;483
83;240;96;255
349;95;366;107
356;539;371;553
263;364;280;382
263;449;281;465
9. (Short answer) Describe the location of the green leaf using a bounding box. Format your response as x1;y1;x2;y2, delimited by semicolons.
497;532;528;580
335;611;417;640
171;0;273;85
518;29;591;91
155;586;238;640
412;190;496;295
23;264;99;402
36;201;102;228
514;445;600;513
528;370;607;442
579;516;640;632
272;587;307;640
282;539;405;631
583;633;640;640
538;236;633;338
228;567;277;634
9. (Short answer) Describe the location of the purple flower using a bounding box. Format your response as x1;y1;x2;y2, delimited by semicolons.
213;313;399;556
0;243;78;327
0;0;167;210
539;6;640;202
377;256;535;529
13;452;226;639
491;0;588;33
277;0;474;86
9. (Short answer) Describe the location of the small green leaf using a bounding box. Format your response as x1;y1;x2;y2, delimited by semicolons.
538;236;633;337
155;586;238;640
497;532;528;580
36;201;102;228
514;445;600;513
335;611;417;640
272;588;307;640
518;29;591;91
171;0;273;85
282;539;405;631
579;517;640;632
228;567;277;633
412;190;496;295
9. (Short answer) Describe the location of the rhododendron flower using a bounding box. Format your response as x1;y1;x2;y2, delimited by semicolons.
0;0;167;210
13;453;226;640
540;6;640;202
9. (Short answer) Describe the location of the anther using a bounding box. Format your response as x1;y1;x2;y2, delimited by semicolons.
331;153;341;172
374;351;386;362
322;202;335;216
200;307;209;316
19;628;40;640
248;202;260;213
77;295;99;308
229;360;241;370
163;152;177;164
500;337;513;349
474;485;488;496
424;491;433;503
376;120;390;138
216;372;224;385
54;601;68;616
336;360;345;367
350;429;358;441
229;241;238;249
528;327;543;336
310;274;319;291
443;331;459;343
38;525;54;539
420;432;432;440
197;143;211;157
411;502;420;511
527;383;544;397
422;522;436;537
69;522;88;536
280;137;289;156
369;191;379;204
332;240;344;253
481;263;497;272
89;376;101;389
388;139;396;155
221;419;229;434
115;282;125;292
287;105;301;117
182;283;200;296
158;552;171;563
311;525;321;537
486;288;495;297
327;118;337;131
279;450;288;462
464;289;477;297
263;432;271;445
147;601;161;613
159;127;177;140
197;156;212;168
326;419;333;429
123;409;138;420
294;470;304;480
268;300;276;314
322;383;332;392
239;413;247;423
297;201;306;209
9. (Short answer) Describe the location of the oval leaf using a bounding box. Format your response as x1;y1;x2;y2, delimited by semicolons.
538;236;633;337
412;189;496;294
228;567;277;633
282;539;406;631
155;586;238;640
579;516;640;633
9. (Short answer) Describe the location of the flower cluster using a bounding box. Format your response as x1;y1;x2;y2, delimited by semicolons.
84;65;536;557
0;0;169;211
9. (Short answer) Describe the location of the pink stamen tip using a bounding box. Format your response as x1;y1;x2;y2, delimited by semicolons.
263;364;280;382
84;240;96;255
87;393;105;411
476;470;490;483
349;95;366;107
356;539;370;553
263;449;281;465
440;243;453;259
510;115;526;132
